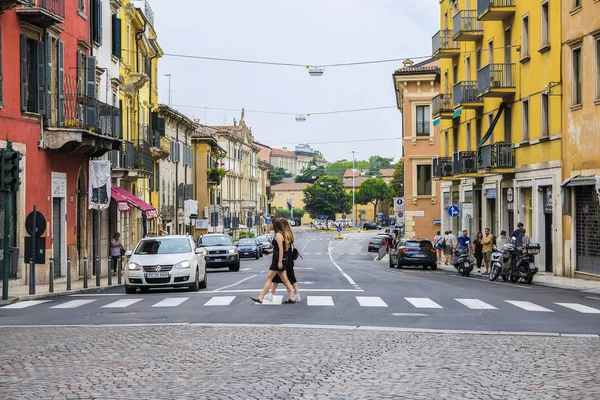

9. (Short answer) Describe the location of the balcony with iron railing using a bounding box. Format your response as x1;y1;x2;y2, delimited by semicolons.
453;10;483;41
109;141;135;170
453;151;478;175
478;143;515;170
477;0;515;21
432;94;454;119
453;81;483;109
433;157;454;179
161;205;175;222
134;125;153;173
432;30;460;59
17;0;64;27
477;63;516;98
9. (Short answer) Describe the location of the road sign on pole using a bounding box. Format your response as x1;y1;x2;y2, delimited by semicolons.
448;205;460;218
394;198;405;212
396;211;405;224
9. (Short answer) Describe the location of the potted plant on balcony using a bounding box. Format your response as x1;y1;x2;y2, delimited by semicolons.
207;168;226;185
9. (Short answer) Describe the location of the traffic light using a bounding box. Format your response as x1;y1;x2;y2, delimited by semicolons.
0;147;21;192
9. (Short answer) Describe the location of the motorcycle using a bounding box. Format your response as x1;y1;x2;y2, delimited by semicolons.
489;242;540;284
489;244;511;282
452;242;474;277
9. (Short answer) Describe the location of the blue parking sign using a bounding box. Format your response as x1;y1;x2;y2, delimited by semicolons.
337;227;342;232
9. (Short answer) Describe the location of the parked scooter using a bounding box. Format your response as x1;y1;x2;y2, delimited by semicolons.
489;243;511;282
452;242;474;277
489;242;540;284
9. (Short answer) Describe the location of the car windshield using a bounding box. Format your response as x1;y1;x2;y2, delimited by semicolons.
404;241;433;248
371;237;383;243
238;239;256;246
198;235;233;246
257;237;270;243
134;238;191;255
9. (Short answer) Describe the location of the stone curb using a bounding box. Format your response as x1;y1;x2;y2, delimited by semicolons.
3;283;124;303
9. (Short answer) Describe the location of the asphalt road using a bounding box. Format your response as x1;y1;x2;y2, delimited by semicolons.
1;229;599;334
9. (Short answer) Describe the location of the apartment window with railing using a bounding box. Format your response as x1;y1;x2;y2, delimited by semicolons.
572;47;582;106
522;99;529;141
540;2;550;51
416;105;430;136
521;15;530;61
541;92;549;137
452;126;459;153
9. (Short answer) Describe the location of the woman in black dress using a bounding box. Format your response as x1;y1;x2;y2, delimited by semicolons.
251;218;296;304
472;231;484;274
267;219;300;302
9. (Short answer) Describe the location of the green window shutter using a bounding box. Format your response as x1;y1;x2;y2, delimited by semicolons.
112;14;122;58
20;35;27;112
36;40;45;115
44;33;52;123
57;40;64;127
158;117;165;136
156;164;160;192
0;27;3;107
84;55;97;127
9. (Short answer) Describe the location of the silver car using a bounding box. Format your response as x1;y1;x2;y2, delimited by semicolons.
124;235;207;294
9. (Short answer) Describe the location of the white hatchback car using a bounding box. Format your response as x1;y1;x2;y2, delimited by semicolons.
124;235;207;294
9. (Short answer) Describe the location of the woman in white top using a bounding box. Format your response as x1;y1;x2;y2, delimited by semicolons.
110;233;123;275
433;231;443;265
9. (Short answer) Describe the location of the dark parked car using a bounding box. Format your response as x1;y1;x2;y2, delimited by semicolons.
256;235;273;251
389;238;437;270
236;238;263;259
197;234;240;271
368;236;387;252
363;222;379;231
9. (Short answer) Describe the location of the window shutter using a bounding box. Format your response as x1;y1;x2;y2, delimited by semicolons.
20;35;27;112
0;27;3;107
84;55;97;127
36;40;46;115
176;143;180;162
112;14;122;58
155;164;160;192
44;33;52;123
158;117;165;136
76;51;82;96
57;40;64;127
97;0;103;45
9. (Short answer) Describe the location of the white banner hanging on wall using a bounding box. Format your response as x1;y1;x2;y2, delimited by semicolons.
89;160;112;210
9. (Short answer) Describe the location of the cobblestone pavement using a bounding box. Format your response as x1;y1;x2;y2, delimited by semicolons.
1;324;599;400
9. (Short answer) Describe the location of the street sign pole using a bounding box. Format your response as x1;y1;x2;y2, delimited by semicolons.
1;187;10;300
30;205;37;295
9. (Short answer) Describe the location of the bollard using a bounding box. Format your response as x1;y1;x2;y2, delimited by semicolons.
96;256;101;287
29;259;35;295
107;257;112;286
83;257;88;289
66;258;71;291
49;258;54;293
118;256;122;285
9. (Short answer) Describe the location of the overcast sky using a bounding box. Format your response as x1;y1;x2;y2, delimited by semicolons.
151;0;439;163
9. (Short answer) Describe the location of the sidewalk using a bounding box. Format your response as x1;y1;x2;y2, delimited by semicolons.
1;276;123;304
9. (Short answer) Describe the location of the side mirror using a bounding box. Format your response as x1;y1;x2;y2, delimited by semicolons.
234;241;239;246
196;248;208;256
125;250;133;257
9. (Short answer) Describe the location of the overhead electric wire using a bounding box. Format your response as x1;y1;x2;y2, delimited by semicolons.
261;137;401;146
173;104;398;116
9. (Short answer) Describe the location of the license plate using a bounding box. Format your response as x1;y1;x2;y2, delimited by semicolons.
243;252;249;255
146;272;169;278
413;254;427;258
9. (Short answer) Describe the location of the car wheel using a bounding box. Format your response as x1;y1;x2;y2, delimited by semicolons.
189;269;200;291
389;257;394;268
229;262;240;272
397;264;403;269
430;264;437;270
255;252;260;260
125;285;137;294
199;271;208;289
423;265;428;270
502;274;509;282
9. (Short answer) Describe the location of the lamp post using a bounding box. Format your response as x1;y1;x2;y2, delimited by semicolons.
352;151;357;228
163;74;172;106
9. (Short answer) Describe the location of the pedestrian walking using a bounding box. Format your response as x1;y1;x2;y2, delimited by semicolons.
446;230;458;260
266;219;301;302
482;228;494;275
443;231;452;264
433;231;443;264
251;218;296;304
110;232;123;276
472;231;484;274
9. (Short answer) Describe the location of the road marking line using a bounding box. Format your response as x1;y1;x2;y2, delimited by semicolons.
294;267;315;270
101;299;143;308
240;268;251;271
586;296;600;302
554;303;600;314
391;313;428;317
214;274;257;291
356;296;388;307
455;299;497;310
204;296;236;306
307;296;334;306
504;300;553;312
405;298;443;309
50;300;96;309
152;297;190;308
314;253;322;255
257;295;283;305
2;300;51;309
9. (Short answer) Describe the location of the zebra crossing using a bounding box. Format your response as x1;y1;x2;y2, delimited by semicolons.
3;296;600;315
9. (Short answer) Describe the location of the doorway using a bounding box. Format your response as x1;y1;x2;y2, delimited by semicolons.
52;198;63;278
543;187;553;272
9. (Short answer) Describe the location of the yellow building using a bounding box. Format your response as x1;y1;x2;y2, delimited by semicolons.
432;0;562;273
270;183;313;225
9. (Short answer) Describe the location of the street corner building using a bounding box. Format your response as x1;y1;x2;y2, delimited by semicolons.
429;0;565;276
0;0;165;287
392;58;442;241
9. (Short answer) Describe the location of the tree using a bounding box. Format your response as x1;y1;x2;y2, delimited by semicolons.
356;178;394;221
292;208;305;218
295;159;327;183
270;167;286;185
368;155;394;170
327;160;369;178
390;158;404;197
303;176;351;220
274;207;290;219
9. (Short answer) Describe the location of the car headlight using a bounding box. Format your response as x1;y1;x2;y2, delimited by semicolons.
228;248;238;254
174;260;191;269
127;262;142;271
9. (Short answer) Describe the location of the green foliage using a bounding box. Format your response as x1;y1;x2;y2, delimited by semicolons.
270;167;286;185
295;159;328;183
356;178;394;220
238;231;255;239
303;176;351;220
206;168;226;184
390;159;404;197
293;208;305;218
274;208;291;219
368;155;394;170
327;160;369;178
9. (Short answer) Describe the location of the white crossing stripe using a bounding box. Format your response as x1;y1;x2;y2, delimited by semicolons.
455;298;497;310
2;300;51;309
555;303;600;314
152;297;189;308
101;299;143;308
356;296;388;307
50;300;96;309
204;296;236;306
505;300;553;312
256;295;283;305
307;296;334;306
405;298;443;309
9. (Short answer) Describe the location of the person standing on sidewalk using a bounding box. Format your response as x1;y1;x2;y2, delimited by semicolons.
110;233;123;276
481;228;494;275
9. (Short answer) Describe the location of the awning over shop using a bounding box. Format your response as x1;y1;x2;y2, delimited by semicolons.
111;187;133;212
561;176;597;187
111;187;158;220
